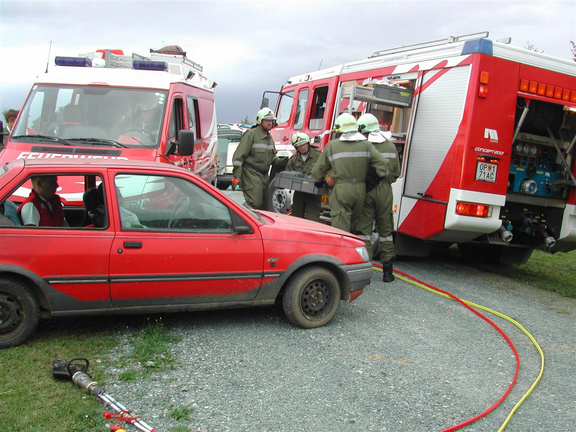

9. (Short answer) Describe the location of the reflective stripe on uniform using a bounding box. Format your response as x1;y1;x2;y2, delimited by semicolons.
378;235;394;242
328;151;372;162
252;143;275;150
381;152;397;159
335;178;364;184
233;160;243;167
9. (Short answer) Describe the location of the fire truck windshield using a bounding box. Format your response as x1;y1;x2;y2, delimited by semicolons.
13;85;167;149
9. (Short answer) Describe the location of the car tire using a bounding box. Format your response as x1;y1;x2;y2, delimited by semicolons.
0;278;40;349
282;266;341;328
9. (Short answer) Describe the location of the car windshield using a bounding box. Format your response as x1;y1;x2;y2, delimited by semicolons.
13;85;167;149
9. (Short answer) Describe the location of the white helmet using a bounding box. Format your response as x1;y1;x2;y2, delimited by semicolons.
256;108;277;125
292;132;310;148
333;112;358;133
357;113;380;133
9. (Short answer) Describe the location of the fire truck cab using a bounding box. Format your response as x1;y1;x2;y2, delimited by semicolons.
265;32;576;263
1;46;219;195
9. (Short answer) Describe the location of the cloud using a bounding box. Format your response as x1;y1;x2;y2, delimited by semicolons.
1;0;575;122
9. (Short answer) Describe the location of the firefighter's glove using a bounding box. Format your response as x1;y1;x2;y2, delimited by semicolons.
314;179;327;189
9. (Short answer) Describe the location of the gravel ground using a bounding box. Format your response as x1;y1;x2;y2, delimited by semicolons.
104;191;576;432
103;261;575;431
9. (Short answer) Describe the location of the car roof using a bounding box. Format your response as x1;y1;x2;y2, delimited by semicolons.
6;158;190;173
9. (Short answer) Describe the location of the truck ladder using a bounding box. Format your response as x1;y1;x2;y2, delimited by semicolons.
368;31;490;58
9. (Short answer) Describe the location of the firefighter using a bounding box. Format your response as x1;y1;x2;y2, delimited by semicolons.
232;108;277;210
355;113;401;282
311;112;390;233
286;132;322;221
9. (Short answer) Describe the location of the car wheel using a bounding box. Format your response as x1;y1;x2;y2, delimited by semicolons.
0;278;40;348
282;266;341;328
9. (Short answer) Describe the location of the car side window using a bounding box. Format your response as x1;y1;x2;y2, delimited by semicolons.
114;173;233;232
1;173;108;229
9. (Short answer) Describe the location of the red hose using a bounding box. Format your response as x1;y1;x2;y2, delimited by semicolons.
373;264;520;431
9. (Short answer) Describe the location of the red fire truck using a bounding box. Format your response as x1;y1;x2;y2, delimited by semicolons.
0;46;219;203
264;32;576;263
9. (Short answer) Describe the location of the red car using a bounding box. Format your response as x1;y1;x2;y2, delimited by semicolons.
0;159;371;348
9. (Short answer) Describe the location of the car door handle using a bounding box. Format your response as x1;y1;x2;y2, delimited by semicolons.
124;241;142;249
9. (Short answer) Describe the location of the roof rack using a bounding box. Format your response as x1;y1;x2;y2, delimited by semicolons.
368;31;490;58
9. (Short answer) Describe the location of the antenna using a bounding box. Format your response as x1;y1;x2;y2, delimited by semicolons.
45;41;52;73
318;59;323;70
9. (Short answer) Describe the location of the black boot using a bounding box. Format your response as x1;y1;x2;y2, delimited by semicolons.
382;260;395;282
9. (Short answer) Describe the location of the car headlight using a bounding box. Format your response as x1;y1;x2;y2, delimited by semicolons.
355;246;370;262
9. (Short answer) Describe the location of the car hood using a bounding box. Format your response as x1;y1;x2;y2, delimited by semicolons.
257;210;364;244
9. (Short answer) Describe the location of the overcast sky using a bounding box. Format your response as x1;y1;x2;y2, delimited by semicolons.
1;0;575;124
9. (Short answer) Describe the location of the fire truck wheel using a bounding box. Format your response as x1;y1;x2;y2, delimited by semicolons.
0;278;40;349
270;187;292;214
282;266;341;328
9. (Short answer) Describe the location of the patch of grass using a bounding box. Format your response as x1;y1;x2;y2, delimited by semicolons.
116;319;182;379
118;369;139;383
170;405;194;421
0;324;119;431
498;249;576;298
0;315;182;431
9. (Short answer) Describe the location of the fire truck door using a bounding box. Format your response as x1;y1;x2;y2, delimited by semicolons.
403;65;472;200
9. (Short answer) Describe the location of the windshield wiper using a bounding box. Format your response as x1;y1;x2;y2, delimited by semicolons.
65;138;127;148
11;134;72;145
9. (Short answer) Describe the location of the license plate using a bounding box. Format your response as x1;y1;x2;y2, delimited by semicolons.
476;161;497;183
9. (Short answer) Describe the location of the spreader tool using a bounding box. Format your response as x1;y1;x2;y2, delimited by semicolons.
52;357;157;432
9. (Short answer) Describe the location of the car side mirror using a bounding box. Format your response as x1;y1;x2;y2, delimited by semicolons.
230;210;253;234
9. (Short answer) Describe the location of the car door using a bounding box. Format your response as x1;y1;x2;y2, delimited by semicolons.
0;173;113;312
108;171;265;308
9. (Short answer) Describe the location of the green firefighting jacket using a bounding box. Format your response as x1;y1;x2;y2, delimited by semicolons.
232;126;276;178
286;146;321;175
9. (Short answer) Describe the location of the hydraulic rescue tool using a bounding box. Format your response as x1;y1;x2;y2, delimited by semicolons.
52;357;157;432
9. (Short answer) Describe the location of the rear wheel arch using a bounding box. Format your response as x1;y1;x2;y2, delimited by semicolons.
0;270;50;313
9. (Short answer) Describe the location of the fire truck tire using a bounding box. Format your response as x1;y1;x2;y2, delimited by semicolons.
457;244;533;265
0;278;40;349
282;266;341;328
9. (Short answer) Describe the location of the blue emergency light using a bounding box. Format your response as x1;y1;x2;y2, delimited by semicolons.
55;56;93;67
133;60;168;71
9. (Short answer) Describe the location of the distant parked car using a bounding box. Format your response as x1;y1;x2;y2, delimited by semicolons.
216;124;245;190
0;158;372;348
